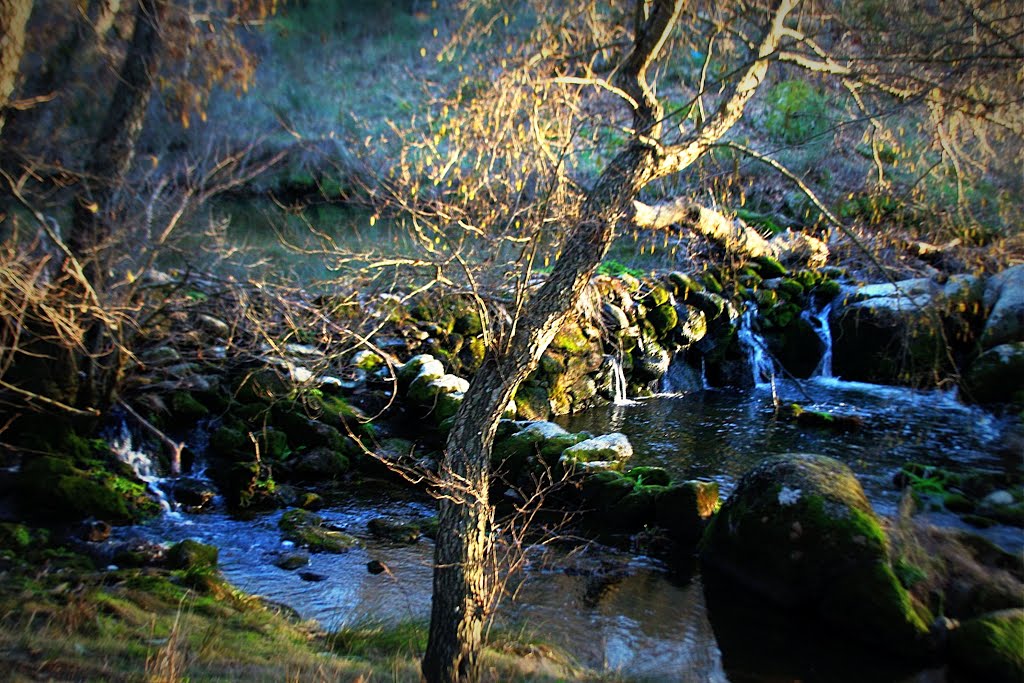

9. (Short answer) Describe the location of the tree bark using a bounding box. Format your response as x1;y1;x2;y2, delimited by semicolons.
421;3;684;681
70;0;165;261
421;1;796;680
632;197;778;259
3;0;122;146
68;0;166;412
0;0;33;136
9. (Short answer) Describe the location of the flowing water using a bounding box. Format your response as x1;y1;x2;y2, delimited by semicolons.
110;291;1016;681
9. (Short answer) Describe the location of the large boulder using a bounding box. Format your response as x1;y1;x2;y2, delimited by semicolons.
964;342;1024;405
981;265;1024;349
701;454;934;655
830;276;982;385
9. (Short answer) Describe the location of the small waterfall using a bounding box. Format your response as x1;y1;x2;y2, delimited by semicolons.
605;355;636;406
801;302;834;378
737;308;775;386
109;420;177;516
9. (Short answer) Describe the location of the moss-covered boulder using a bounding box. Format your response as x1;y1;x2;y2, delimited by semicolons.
562;433;633;468
701;453;934;655
19;450;157;524
949;609;1024;682
647;304;678;336
166;539;219;570
279;509;360;553
367;517;429;544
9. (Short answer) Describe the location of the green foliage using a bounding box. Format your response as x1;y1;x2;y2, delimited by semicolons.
763;80;829;145
596;259;645;278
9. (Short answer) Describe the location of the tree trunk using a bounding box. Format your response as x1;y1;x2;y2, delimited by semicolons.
421;0;800;679
0;0;33;136
70;0;164;261
3;0;121;147
421;4;686;679
69;0;166;412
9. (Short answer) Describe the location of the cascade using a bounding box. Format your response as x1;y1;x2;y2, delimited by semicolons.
801;301;834;378
737;307;775;386
109;420;177;516
606;355;636;406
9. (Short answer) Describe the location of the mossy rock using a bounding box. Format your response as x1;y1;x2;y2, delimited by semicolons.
513;384;551;421
580;470;636;511
647;304;678;336
551;321;592;355
668;272;704;297
752;255;788;278
236;368;292;404
950;609;1024;682
166;539;219;570
775;278;806;299
350;349;384;371
701;453;933;655
653;480;720;542
210;426;248;456
676;305;709;345
168;391;210;423
397;354;445;389
643;285;671;308
965;343;1024;405
458;336;486;374
279;509;360;553
56;476;133;523
680;289;726;321
625;466;672;487
286;447;350;481
367;517;426;544
255;428;289;460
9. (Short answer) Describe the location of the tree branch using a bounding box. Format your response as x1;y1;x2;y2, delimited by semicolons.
657;0;798;179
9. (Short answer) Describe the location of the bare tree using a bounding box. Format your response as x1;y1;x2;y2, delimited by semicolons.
419;1;800;680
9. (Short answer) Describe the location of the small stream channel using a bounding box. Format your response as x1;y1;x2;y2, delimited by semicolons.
113;371;1017;682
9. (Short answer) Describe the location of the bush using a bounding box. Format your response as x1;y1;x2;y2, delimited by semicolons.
763;80;829;145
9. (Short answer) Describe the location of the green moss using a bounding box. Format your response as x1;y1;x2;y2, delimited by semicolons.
647;304;678;336
752;255;788;278
625;466;672;487
950;610;1024;682
0;523;33;551
550;321;591;355
211;426;248;455
279;509;360;553
55;476;132;523
643;285;671;308
166;540;219;570
170;391;210;421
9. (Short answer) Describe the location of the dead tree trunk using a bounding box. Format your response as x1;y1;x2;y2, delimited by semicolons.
0;0;33;136
421;1;797;680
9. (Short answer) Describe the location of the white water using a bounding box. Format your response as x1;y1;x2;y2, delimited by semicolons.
108;420;178;517
606;355;637;406
801;301;834;378
737;307;775;386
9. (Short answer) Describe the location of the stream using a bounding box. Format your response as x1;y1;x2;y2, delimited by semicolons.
112;370;1018;682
